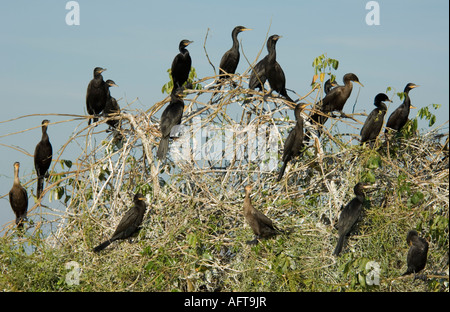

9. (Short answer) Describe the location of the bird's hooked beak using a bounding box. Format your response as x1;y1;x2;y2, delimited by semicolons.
362;183;377;193
99;68;107;73
184;41;193;46
109;82;119;88
242;28;252;32
355;81;364;87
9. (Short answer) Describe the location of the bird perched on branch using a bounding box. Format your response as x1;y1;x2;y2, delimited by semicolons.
9;162;28;229
171;39;193;90
243;184;285;245
277;103;307;181
385;83;419;133
86;67;108;125
360;93;391;145
402;230;428;280
333;182;374;256
324;78;338;94
218;26;252;81
34;119;53;199
93;193;147;252
103;79;120;130
308;73;363;138
248;35;293;102
157;88;185;161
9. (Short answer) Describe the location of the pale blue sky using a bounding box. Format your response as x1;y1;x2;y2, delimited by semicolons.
1;1;448;229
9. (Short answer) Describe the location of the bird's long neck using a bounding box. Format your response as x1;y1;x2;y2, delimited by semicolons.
342;78;354;97
244;191;252;212
402;89;412;111
231;30;240;52
267;41;277;64
41;125;49;142
14;167;21;186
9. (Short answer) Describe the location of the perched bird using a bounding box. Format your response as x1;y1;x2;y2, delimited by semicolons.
309;73;363;136
86;67;108;125
103;79;120;130
218;26;252;80
385;83;419;133
264;35;294;102
171;39;193;90
34;119;53;199
93;193;147;252
9;162;28;229
402;230;428;278
156;88;185;161
243;184;283;245
360;93;391;145
333;182;374;256
277;103;307;181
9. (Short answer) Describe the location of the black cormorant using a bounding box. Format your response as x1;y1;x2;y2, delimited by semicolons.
103;79;120;130
93;193;147;252
156;88;185;161
34;119;53;199
9;162;28;228
171;40;193;90
86;67;108;125
218;26;252;80
277;103;307;181
333;182;373;256
243;184;284;245
385;83;419;133
324;78;338;94
402;230;428;278
309;73;363;134
360;93;391;145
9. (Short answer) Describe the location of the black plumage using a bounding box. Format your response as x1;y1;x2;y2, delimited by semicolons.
156;88;185;161
243;185;283;245
34;119;53;199
171;39;193;90
324;78;338;94
402;230;428;277
360;93;391;145
93;193;147;252
277;103;307;181
103;79;120;130
385;83;419;132
309;73;363;134
86;67;108;125
218;26;252;80
9;162;28;228
333;182;373;256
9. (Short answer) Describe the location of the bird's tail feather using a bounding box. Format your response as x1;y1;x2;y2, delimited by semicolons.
93;239;112;253
333;235;345;256
37;177;44;199
157;138;169;161
277;162;287;181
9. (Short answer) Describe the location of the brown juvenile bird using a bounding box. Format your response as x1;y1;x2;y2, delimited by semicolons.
34;119;53;199
402;230;429;279
277;103;307;181
93;193;147;252
333;182;374;256
243;184;283;245
9;162;28;229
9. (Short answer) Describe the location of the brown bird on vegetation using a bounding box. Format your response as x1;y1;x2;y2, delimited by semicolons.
9;162;28;229
277;103;307;181
308;73;363;139
243;184;283;245
34;119;53;199
385;83;419;133
333;182;374;256
402;230;428;279
86;67;108;125
93;193;147;252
